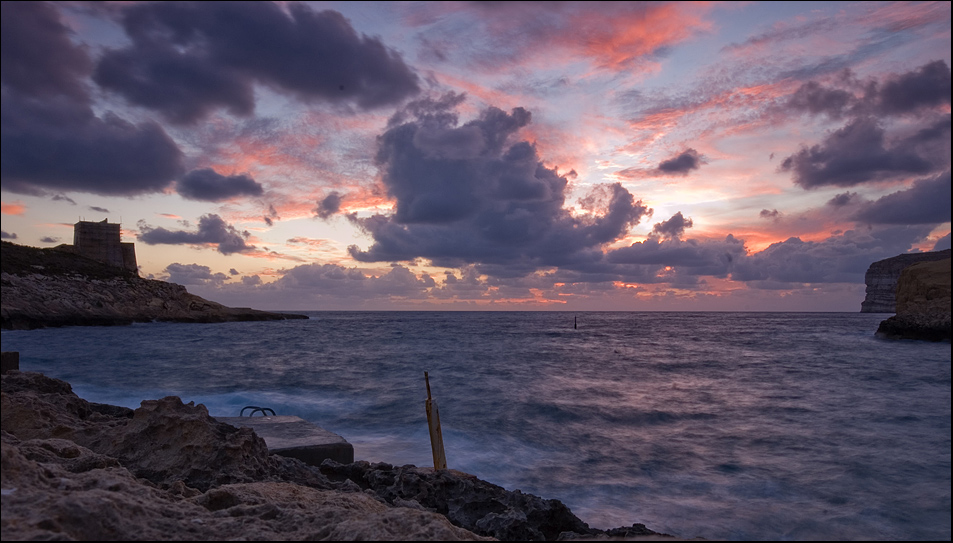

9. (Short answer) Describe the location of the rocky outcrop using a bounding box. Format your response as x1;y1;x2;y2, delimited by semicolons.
1;370;667;541
860;249;951;312
1;241;307;329
876;258;951;342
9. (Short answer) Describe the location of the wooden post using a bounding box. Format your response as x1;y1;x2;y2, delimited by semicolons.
424;371;448;470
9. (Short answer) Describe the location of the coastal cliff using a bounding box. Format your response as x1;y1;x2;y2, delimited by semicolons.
860;249;951;313
1;370;664;541
1;241;307;330
876;257;951;342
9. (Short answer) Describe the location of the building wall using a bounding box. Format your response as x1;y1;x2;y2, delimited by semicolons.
73;220;138;274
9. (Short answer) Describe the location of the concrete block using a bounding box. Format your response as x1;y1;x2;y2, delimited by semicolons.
216;415;354;466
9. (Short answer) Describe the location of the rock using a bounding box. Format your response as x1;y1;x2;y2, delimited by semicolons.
319;461;599;541
1;241;307;329
1;371;669;541
876;258;951;342
860;249;951;313
1;371;491;541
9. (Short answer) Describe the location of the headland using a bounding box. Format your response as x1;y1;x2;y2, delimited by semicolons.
1;240;307;330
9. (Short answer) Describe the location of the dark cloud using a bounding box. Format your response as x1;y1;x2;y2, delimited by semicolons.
176;168;263;202
348;100;650;277
0;2;91;102
616;148;705;179
229;268;240;276
657;149;703;175
263;204;279;227
827;192;856;207
94;2;420;124
651;212;693;239
315;192;343;219
780;116;942;188
52;194;77;205
1;95;186;196
1;231;18;240
39;236;60;244
607;235;746;280
786;61;952;119
1;3;185;197
731;225;934;285
875;60;951;115
163;262;228;286
138;214;253;254
89;206;110;213
933;233;951;252
787;81;853;118
851;171;952;225
760;208;782;219
242;275;263;286
273;263;434;301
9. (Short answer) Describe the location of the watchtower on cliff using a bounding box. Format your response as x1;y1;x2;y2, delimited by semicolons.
73;219;138;274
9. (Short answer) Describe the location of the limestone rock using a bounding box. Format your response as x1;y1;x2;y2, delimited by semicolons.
876;258;951;342
1;371;667;541
1;241;307;329
860;249;951;313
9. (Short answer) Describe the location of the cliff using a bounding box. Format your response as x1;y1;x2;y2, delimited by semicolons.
0;241;307;330
876;257;951;342
860;249;951;312
1;370;665;541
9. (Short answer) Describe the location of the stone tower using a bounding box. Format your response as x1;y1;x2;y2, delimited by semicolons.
73;219;138;273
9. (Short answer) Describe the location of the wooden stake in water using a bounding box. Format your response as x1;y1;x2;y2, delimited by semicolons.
424;371;448;470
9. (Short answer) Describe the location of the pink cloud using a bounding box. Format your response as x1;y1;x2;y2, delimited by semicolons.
1;201;26;215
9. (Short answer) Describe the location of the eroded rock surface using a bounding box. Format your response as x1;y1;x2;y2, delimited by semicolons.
876;258;951;342
1;371;666;541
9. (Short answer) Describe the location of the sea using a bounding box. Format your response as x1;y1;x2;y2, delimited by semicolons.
1;311;950;541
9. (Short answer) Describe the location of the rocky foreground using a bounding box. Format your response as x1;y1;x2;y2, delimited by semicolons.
1;370;666;541
1;241;307;330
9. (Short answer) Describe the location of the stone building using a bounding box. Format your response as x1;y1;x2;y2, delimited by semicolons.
73;219;138;274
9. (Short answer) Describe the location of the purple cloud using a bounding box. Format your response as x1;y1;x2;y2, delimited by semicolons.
177;168;263;202
138;214;253;254
94;2;420;124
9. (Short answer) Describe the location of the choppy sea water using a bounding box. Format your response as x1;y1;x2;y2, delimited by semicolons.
2;312;950;541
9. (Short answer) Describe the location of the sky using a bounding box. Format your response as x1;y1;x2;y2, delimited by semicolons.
1;1;950;311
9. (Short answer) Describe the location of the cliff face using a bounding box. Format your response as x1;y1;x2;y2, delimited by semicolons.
860;249;951;313
876;258;952;342
0;241;307;330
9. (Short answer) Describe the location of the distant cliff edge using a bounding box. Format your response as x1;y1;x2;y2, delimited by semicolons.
874;256;951;342
860;249;951;313
1;241;308;330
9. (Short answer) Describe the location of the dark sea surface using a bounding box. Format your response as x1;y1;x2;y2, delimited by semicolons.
2;311;950;541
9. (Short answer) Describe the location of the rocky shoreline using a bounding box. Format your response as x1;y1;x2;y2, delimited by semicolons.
1;370;668;541
1;241;307;330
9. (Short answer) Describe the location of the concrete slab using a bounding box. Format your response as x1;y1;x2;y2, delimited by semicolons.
217;415;354;466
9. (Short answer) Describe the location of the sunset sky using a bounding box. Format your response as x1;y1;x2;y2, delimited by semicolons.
2;1;950;311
